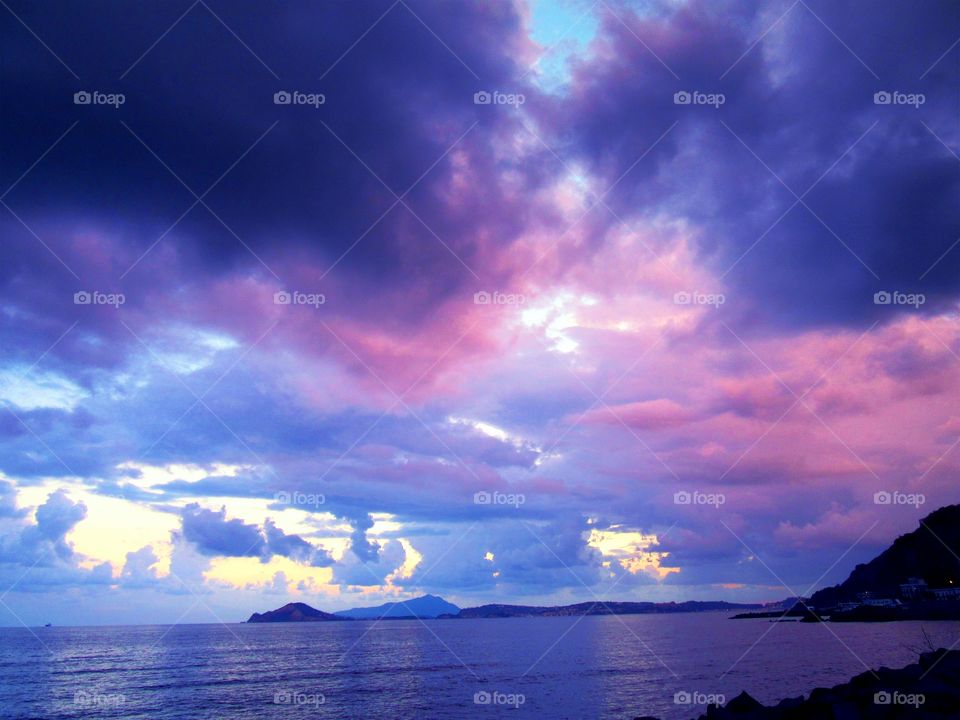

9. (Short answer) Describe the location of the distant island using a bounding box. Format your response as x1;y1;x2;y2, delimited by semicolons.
334;594;459;619
733;504;960;622
247;596;761;623
246;602;347;623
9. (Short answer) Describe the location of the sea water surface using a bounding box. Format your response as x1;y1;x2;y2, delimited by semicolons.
1;614;957;719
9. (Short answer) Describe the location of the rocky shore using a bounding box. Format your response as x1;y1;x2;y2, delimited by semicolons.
635;649;960;719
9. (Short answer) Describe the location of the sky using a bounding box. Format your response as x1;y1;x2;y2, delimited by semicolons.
0;0;958;626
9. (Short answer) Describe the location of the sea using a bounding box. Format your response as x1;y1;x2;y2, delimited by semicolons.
1;613;957;719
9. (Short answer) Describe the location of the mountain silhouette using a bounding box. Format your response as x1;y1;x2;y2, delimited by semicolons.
810;504;960;609
246;602;346;623
335;594;460;619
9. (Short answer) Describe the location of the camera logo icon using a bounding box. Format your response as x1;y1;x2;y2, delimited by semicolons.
474;291;491;305
473;91;492;105
473;690;491;705
673;91;692;105
873;291;891;305
874;491;892;505
874;691;891;705
73;291;92;305
873;90;924;108
474;491;492;505
274;91;292;105
674;691;692;704
674;490;692;504
274;291;292;305
73;89;124;108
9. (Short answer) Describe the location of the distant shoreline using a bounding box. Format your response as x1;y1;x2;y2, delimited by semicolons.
245;598;767;623
241;608;756;623
732;601;960;623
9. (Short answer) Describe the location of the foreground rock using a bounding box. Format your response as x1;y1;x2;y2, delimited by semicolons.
650;648;960;719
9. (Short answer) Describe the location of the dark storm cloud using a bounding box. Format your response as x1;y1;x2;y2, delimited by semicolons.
262;518;334;567
179;503;264;556
332;538;405;586
395;517;608;594
178;502;333;565
0;489;87;563
0;0;550;364
544;0;960;329
338;511;381;562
